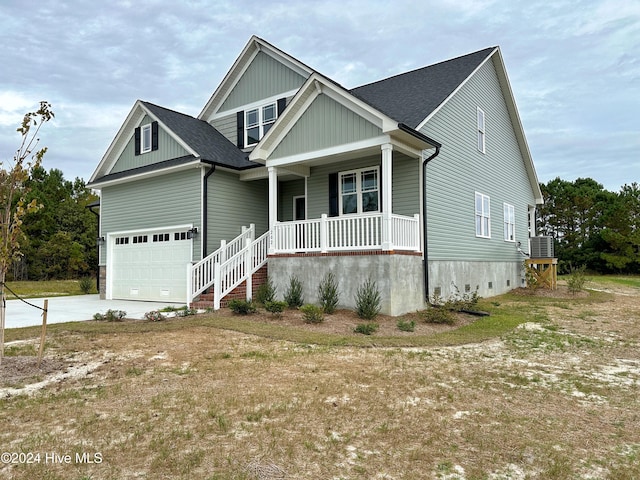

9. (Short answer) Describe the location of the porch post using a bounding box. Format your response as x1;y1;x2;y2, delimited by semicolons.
268;166;278;253
381;143;393;250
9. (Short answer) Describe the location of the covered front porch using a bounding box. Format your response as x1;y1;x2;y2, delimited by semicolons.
264;142;428;255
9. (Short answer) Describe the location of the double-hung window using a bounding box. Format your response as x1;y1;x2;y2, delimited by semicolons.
141;123;152;154
477;107;486;153
475;192;491;238
246;102;277;146
503;203;515;241
339;167;379;215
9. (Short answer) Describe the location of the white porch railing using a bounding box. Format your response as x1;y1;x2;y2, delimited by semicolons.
271;213;421;253
190;225;255;300
212;231;269;309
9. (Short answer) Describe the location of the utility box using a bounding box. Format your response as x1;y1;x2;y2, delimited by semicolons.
530;236;554;258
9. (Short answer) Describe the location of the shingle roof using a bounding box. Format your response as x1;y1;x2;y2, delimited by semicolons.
350;47;496;128
141;101;259;170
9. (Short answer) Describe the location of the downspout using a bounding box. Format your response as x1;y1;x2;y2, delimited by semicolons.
421;145;441;302
202;162;216;256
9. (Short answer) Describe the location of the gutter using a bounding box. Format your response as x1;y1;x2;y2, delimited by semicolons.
202;161;216;256
421;144;442;302
397;122;443;302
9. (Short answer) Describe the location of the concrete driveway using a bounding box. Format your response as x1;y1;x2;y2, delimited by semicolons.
4;295;186;329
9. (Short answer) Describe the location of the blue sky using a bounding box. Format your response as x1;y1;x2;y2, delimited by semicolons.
0;0;638;192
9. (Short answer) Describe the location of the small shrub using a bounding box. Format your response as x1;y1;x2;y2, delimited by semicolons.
318;272;339;314
284;274;304;308
396;319;415;332
354;322;379;335
355;278;381;320
78;277;94;294
255;277;276;305
175;307;197;317
264;300;288;317
144;310;166;322
567;265;587;295
93;309;126;322
300;304;324;324
421;307;455;325
228;299;257;315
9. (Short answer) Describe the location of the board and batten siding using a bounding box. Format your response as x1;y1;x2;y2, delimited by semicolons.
219;51;306;112
100;168;202;263
206;169;269;254
270;94;383;160
420;56;536;263
304;152;419;219
110;115;190;174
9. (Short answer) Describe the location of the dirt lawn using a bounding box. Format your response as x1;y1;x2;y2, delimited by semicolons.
0;280;638;479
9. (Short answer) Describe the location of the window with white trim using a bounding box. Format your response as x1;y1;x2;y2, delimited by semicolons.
141;123;152;154
246;102;277;146
475;192;491;238
339;167;379;215
504;203;515;241
477;107;486;153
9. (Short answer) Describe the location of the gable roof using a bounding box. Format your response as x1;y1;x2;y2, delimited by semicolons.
199;35;314;121
141;102;256;170
89;101;258;186
350;47;496;129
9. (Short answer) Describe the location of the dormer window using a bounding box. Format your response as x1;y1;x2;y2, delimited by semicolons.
236;98;286;149
134;121;159;156
246;102;277;147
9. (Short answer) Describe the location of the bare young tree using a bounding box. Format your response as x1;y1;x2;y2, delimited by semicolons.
0;101;54;363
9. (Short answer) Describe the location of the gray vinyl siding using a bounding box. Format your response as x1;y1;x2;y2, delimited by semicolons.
420;57;536;262
100;168;202;263
111;115;190;173
271;94;383;160
209;113;237;146
278;178;305;221
207;170;268;254
305;152;418;219
392;155;420;217
219;51;306;112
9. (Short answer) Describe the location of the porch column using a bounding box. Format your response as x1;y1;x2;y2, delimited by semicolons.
381;143;393;250
268;166;278;253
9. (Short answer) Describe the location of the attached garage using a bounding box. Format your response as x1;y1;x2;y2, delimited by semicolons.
108;227;193;302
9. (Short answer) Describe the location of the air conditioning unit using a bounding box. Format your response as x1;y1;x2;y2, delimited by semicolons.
530;236;554;258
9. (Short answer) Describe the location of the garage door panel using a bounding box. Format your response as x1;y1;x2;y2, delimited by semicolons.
111;229;192;302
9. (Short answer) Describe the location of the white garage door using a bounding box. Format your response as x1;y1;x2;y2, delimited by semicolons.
110;228;192;302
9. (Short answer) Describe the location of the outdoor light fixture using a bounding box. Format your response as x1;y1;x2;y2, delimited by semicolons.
187;227;198;239
96;236;105;245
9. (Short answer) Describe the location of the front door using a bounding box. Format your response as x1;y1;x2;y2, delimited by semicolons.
294;196;306;220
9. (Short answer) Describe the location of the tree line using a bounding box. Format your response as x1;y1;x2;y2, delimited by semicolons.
9;166;98;281
537;177;640;274
6;169;638;280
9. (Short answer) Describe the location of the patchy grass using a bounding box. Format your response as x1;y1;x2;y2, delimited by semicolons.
1;277;639;479
584;275;640;289
4;280;94;299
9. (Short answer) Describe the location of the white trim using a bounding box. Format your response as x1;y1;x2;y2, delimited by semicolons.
475;191;491;238
416;49;497;130
88;160;203;189
338;166;380;215
141;123;152;154
503;202;515;242
245;101;278;147
264;135;391;168
198;36;313;121
477;107;486;154
212;89;298;120
106;223;194;300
